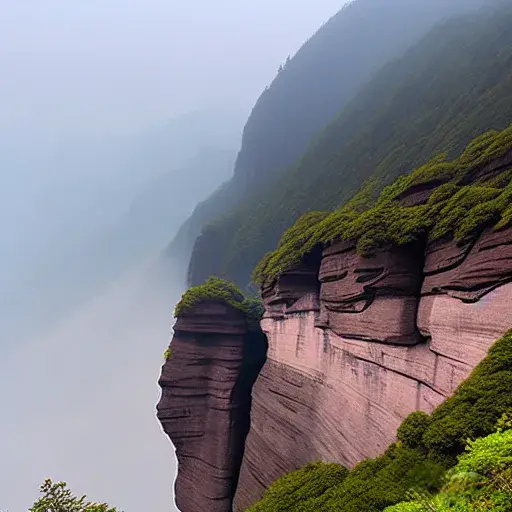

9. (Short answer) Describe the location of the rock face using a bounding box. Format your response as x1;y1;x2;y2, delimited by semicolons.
318;240;425;344
234;226;512;510
157;301;267;512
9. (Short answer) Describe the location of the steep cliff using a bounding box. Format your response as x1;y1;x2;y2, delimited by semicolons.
157;126;512;512
186;0;512;288
235;227;512;509
167;0;494;286
157;282;266;512
233;128;512;509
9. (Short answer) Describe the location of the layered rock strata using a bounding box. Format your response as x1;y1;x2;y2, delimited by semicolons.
234;225;512;510
157;301;266;512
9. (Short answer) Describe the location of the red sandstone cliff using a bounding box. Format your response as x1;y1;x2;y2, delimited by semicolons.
158;225;512;512
157;229;512;512
157;301;266;512
233;225;512;510
159;149;512;511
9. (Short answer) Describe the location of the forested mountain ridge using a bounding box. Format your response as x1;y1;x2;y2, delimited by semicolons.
187;0;512;287
167;0;490;278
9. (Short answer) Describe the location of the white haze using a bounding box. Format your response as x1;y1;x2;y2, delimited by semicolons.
0;1;348;511
0;259;180;511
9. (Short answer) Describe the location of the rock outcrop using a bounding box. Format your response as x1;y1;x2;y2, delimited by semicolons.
158;140;512;511
157;301;266;512
234;226;512;510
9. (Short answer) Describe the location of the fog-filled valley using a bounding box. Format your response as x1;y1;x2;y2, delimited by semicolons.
0;258;179;511
0;1;346;510
0;107;245;345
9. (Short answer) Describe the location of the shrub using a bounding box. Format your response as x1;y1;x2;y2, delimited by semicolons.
397;412;432;449
174;276;264;329
248;462;348;512
30;479;119;512
383;502;427;512
384;428;512;512
455;429;512;476
313;445;446;512
422;331;512;463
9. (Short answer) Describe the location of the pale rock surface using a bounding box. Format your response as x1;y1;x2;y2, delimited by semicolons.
235;227;512;510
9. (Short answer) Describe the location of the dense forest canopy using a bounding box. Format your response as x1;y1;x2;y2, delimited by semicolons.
187;0;512;288
168;0;492;280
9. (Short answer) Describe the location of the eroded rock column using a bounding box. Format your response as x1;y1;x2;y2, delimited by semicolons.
157;301;266;512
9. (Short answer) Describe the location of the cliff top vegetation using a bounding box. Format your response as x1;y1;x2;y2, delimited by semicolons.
174;276;264;329
253;125;512;285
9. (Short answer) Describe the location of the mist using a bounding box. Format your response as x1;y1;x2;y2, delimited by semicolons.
0;258;179;511
0;1;347;511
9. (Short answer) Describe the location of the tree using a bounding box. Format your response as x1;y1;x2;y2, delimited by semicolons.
29;479;119;512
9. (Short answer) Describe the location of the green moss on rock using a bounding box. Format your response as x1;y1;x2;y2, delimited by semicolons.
174;276;264;329
255;125;512;285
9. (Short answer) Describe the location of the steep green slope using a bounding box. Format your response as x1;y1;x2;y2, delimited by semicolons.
386;426;512;511
188;1;512;287
246;331;512;512
169;0;490;276
231;0;488;191
254;125;512;285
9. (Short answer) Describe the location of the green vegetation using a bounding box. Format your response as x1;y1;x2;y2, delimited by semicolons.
30;479;119;512
385;425;512;511
254;126;512;285
397;412;432;450
422;329;512;464
248;462;349;512
175;0;476;280
163;347;172;361
174;276;264;329
246;331;512;511
189;3;512;287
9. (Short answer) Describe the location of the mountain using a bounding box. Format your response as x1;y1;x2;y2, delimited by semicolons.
186;0;512;288
168;0;493;287
155;2;512;511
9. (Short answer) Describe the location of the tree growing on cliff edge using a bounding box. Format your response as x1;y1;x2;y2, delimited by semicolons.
29;479;119;512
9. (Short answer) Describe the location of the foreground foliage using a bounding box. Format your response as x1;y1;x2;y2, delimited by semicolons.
385;426;512;511
246;331;512;511
254;125;512;284
30;479;119;512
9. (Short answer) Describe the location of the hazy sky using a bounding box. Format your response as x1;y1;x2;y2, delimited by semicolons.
1;2;350;511
0;258;180;512
2;0;348;140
